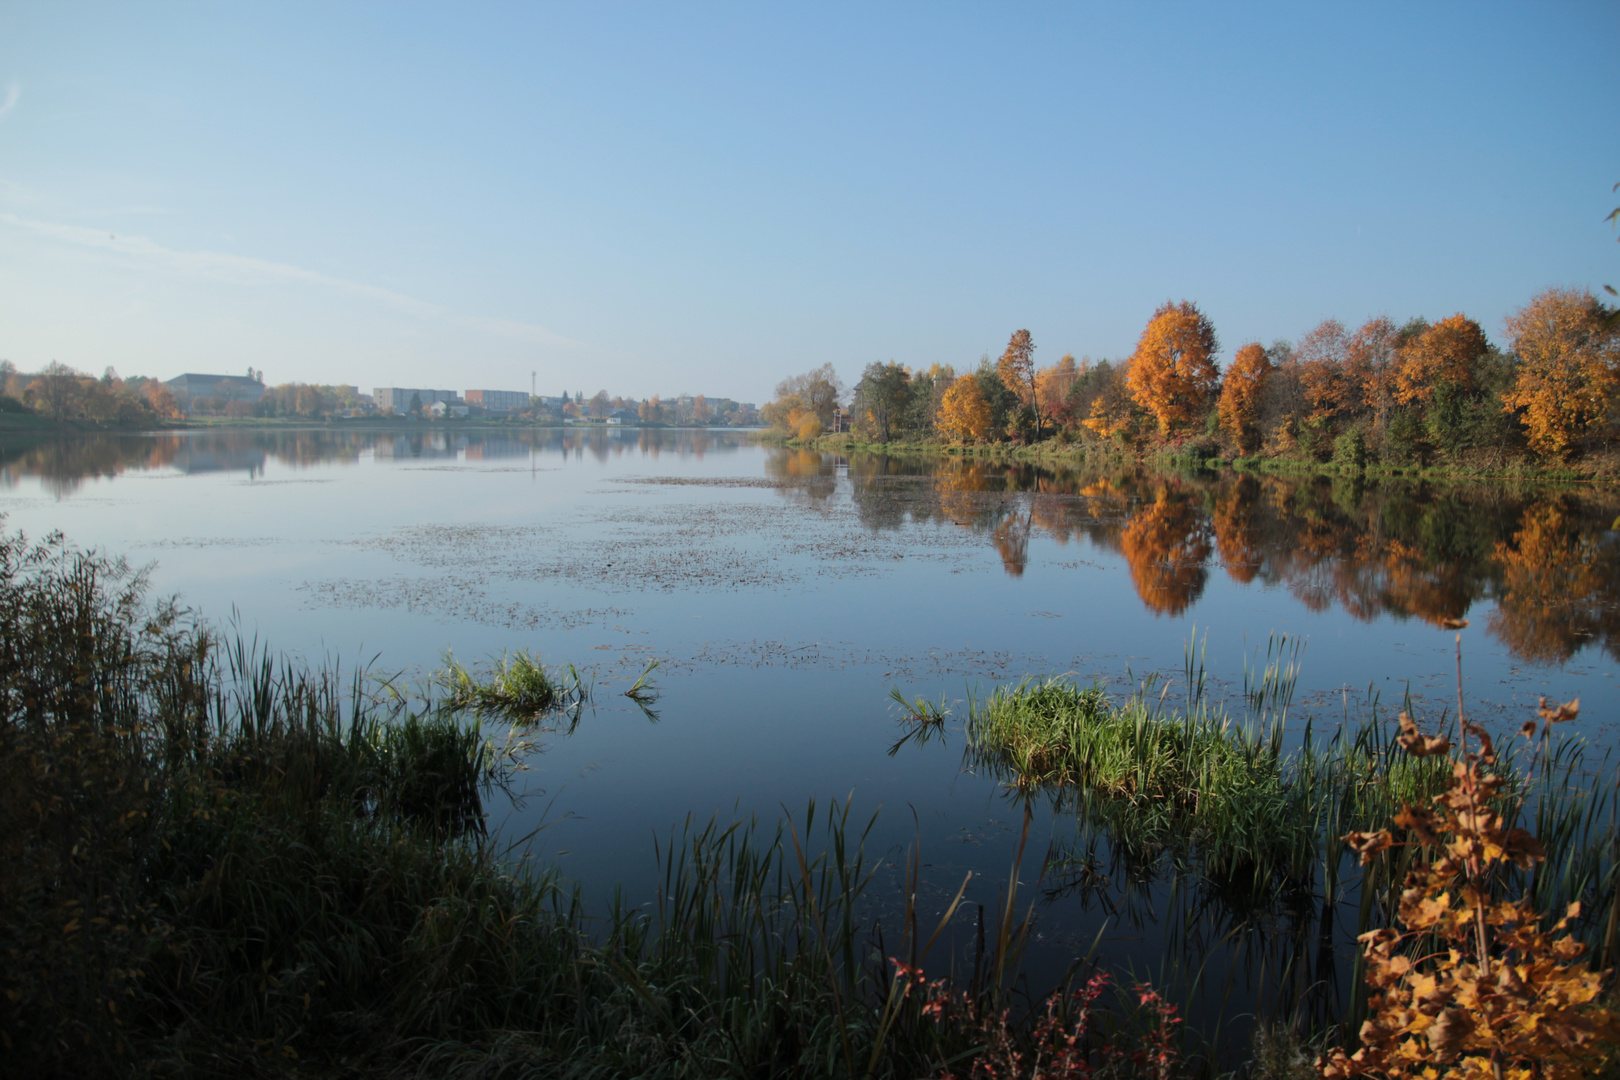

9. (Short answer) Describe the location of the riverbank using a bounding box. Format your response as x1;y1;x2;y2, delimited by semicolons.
760;431;1620;486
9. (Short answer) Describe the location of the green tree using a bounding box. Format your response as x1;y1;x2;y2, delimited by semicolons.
974;358;1021;440
851;362;912;443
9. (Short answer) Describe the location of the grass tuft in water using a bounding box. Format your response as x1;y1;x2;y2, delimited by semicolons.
436;647;586;723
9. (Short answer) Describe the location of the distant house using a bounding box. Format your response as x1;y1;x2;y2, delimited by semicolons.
606;409;639;425
427;400;470;419
373;387;461;414
165;373;266;410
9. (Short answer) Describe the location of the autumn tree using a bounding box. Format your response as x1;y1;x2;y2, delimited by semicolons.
1346;316;1399;422
1500;287;1620;458
1293;318;1352;425
26;362;85;421
766;364;843;429
938;374;992;443
1217;343;1271;453
996;329;1039;438
144;381;179;420
1036;354;1080;428
1079;360;1138;440
1126;301;1221;435
589;390;611;418
1393;314;1489;406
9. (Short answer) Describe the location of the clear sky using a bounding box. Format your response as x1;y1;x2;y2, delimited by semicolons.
1;2;1616;404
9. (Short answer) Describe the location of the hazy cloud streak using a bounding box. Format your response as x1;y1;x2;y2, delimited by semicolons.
0;83;19;121
0;211;583;349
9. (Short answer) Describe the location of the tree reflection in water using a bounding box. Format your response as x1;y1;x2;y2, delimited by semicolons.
832;450;1620;663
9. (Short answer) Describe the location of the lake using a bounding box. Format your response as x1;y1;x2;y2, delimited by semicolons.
4;425;1616;1044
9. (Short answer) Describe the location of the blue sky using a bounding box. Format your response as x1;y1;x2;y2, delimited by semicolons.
1;2;1616;404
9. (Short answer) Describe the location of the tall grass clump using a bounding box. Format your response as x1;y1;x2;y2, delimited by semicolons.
0;524;578;1074
436;647;586;722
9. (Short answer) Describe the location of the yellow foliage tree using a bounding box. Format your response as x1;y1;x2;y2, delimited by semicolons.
1393;314;1488;405
1500;287;1620;458
938;375;992;443
1126;301;1220;434
1217;342;1270;453
1081;362;1138;440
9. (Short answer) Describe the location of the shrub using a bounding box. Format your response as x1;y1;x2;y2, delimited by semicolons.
1333;427;1368;472
1325;703;1620;1078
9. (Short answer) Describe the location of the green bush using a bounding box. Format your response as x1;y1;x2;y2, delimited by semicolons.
1332;427;1367;472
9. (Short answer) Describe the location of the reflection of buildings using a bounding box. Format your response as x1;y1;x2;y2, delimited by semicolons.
371;434;466;460
465;437;531;460
171;443;268;476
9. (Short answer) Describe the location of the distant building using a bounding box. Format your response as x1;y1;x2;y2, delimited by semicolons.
606;409;639;425
374;387;457;414
427;400;470;419
464;389;529;413
165;373;266;406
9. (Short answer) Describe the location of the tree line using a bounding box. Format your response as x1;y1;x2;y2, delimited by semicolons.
766;286;1620;466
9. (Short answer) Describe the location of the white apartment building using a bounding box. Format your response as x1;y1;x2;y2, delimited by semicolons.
374;387;458;414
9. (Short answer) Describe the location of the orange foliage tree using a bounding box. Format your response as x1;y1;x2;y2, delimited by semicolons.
1500;287;1620;458
997;330;1039;436
1347;316;1399;421
1294;318;1352;424
938;375;993;443
1217;342;1271;453
1393;314;1489;406
1126;301;1220;435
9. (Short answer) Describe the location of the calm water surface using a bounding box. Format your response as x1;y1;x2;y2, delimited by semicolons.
4;426;1617;1037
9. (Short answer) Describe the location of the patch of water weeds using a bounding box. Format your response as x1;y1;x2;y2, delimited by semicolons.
298;574;629;631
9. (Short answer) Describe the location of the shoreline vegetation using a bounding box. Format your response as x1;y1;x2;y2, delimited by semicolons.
5;522;1619;1076
761;429;1620;486
760;288;1620;485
